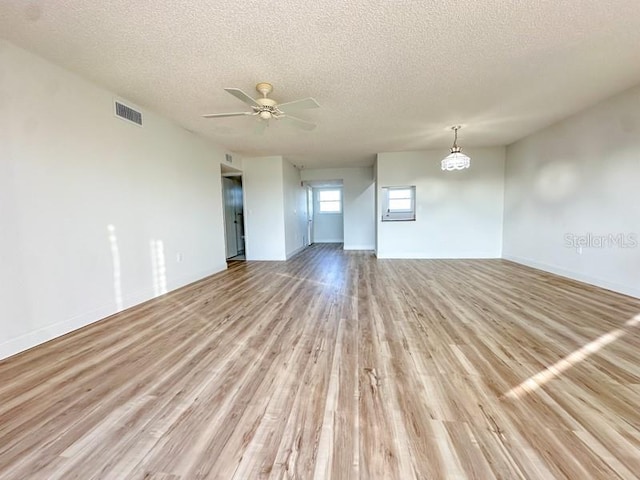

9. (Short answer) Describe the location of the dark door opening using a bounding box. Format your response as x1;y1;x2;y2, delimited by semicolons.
222;175;245;260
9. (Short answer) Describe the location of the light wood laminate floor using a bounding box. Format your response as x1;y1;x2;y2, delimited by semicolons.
1;243;640;479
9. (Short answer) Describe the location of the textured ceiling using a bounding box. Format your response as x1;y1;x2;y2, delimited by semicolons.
2;1;640;168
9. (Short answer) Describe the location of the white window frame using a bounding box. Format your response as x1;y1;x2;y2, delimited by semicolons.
381;186;416;221
317;188;342;214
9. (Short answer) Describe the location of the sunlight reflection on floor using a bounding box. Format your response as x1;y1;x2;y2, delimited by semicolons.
505;315;640;399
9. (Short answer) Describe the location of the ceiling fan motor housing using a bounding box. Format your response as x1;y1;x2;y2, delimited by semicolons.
255;97;278;119
256;98;277;107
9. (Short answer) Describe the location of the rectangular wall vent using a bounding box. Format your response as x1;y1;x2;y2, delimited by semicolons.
225;154;233;163
114;101;143;126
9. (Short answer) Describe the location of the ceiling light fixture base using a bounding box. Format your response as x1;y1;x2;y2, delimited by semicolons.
256;82;273;97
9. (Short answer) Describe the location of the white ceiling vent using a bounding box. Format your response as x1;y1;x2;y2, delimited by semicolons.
114;100;143;126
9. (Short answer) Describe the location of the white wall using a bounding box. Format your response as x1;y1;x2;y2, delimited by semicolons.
0;41;229;359
503;85;640;298
242;156;287;260
282;160;307;258
376;148;505;258
301;167;375;250
312;187;344;243
373;161;379;253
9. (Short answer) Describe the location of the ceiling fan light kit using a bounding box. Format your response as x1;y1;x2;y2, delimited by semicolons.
441;125;471;171
202;82;319;131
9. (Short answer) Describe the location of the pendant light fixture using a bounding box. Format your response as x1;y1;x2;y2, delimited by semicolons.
441;125;470;171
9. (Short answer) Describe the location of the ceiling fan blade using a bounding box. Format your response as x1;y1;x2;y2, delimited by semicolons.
279;115;317;131
224;88;261;108
202;112;254;118
277;97;320;112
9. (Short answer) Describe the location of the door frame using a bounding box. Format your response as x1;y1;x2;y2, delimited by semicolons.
221;169;246;260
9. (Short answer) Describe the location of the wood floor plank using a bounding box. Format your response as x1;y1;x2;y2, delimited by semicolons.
1;244;640;479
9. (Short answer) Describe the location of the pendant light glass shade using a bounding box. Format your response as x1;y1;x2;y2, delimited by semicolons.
441;151;471;170
441;126;470;171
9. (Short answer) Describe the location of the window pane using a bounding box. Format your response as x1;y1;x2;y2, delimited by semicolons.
319;200;341;212
388;189;412;199
388;199;412;211
381;185;416;222
319;190;340;201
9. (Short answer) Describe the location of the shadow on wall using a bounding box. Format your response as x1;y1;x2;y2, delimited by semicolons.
505;159;582;218
534;161;581;203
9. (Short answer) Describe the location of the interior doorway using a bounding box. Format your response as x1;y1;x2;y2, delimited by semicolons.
303;180;344;245
221;167;245;260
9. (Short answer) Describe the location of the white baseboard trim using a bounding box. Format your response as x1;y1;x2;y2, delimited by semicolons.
0;304;119;362
502;254;640;299
313;239;344;244
0;264;227;361
376;252;500;259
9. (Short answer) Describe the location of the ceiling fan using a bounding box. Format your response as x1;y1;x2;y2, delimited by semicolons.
202;82;320;132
